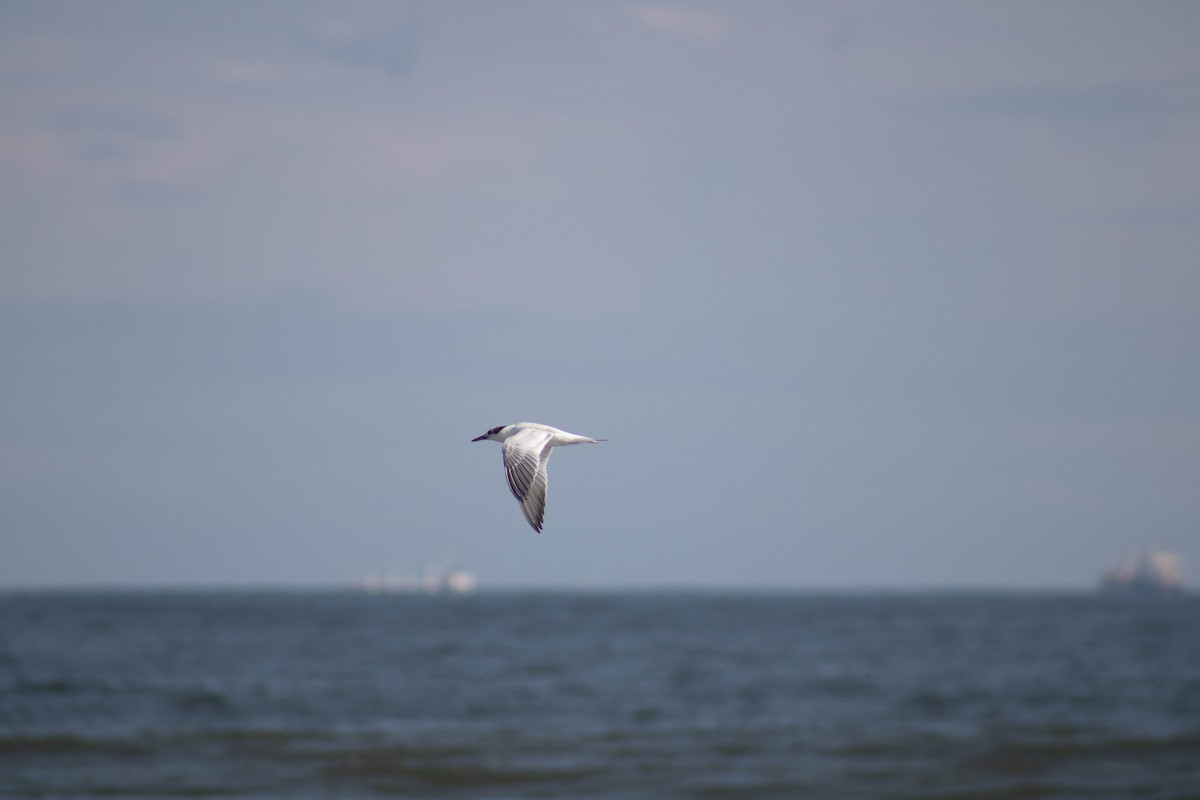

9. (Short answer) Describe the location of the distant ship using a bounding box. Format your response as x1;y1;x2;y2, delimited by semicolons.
360;563;476;595
1098;549;1186;596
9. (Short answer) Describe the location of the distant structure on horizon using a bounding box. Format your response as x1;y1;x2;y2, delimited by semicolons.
1098;549;1186;596
360;563;476;595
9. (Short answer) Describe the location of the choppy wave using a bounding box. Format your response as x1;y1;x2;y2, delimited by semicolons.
2;591;1198;798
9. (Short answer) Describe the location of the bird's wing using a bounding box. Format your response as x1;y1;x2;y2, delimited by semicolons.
502;429;554;532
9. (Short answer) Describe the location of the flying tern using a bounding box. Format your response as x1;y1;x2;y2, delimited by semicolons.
471;422;606;532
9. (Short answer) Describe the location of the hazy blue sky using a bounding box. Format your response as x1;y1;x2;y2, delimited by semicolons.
3;1;1198;589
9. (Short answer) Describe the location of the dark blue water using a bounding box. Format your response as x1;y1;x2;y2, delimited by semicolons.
1;591;1198;799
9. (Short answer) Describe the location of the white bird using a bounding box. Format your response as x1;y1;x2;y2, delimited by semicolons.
471;422;606;532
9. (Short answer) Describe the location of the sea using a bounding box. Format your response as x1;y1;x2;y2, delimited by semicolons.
1;590;1198;799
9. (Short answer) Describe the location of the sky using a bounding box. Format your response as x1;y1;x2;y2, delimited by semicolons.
2;1;1198;590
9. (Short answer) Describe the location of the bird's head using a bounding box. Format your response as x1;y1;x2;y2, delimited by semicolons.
471;425;509;443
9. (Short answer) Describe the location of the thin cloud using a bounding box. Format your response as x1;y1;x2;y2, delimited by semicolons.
633;5;726;41
110;178;205;208
44;106;183;141
300;5;418;77
929;78;1200;121
208;59;290;86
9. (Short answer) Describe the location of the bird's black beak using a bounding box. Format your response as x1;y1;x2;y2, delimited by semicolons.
471;435;487;442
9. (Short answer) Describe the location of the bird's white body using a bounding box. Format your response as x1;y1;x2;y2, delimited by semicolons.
471;422;605;532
